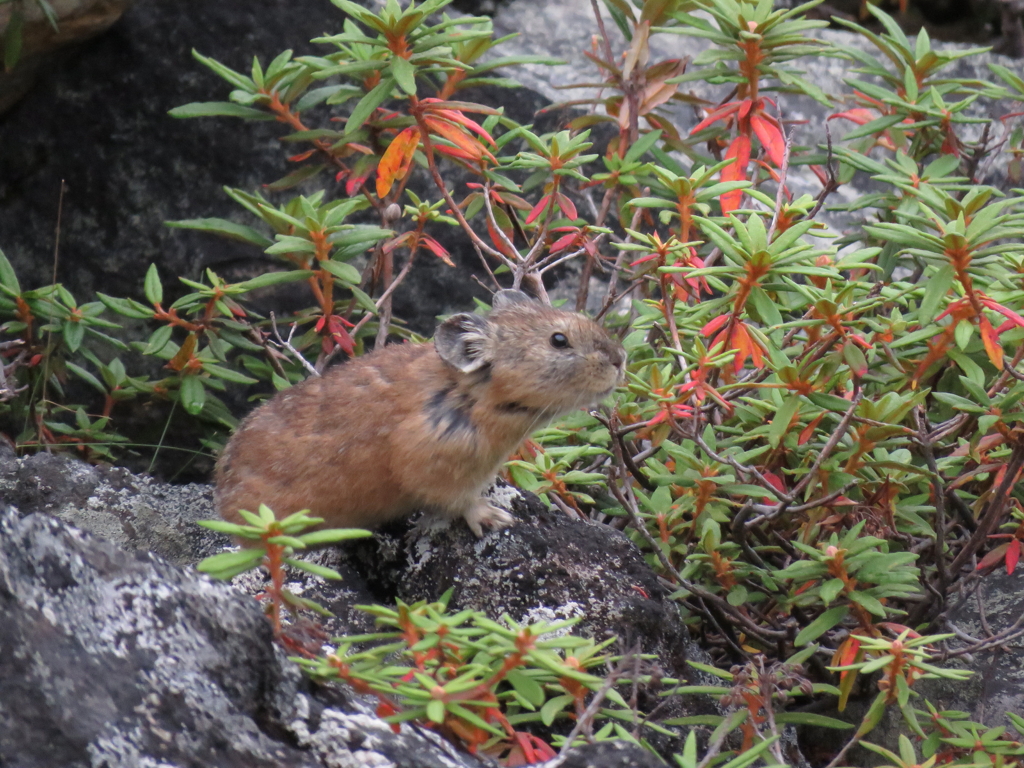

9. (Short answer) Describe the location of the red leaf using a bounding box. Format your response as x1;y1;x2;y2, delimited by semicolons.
420;236;454;266
981;298;1024;329
829;108;876;125
690;101;744;134
979;315;1003;369
550;232;579;253
977;541;1010;572
701;314;730;337
525;194;551;225
556;192;577;220
750;114;785;167
1008;539;1021;574
375;126;420;198
720;135;751;214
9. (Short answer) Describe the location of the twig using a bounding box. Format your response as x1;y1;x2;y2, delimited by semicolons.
805;123;840;223
270;312;320;378
557;650;636;756
607;423;787;644
789;391;863;500
947;440;1024;575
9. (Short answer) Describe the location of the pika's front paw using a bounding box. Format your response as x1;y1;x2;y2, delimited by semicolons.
462;500;515;538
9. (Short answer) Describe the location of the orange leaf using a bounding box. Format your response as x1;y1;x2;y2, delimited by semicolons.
720;135;751;214
423;117;495;163
798;413;825;445
731;320;753;372
167;333;197;372
375;126;420;198
750;114;785;167
979;315;1003;368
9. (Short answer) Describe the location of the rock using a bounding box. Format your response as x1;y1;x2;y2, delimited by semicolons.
916;567;1024;725
554;740;670;767
0;0;134;114
0;447;225;565
1;505;475;768
0;449;722;763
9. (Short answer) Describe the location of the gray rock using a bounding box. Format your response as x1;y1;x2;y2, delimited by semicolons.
0;447;225;565
0;468;720;767
0;506;390;768
920;569;1024;725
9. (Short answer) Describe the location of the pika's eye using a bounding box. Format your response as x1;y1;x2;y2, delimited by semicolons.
550;332;570;349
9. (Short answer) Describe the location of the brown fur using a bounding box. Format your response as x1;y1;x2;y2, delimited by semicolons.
214;290;624;536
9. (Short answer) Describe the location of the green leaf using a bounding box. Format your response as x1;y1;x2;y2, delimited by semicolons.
65;361;106;394
794;605;847;646
843;342;868;377
390;56;417;95
144;264;163;306
234;269;315;291
3;6;24;70
296;528;374;545
168;102;273;120
283;557;344;580
749;285;784;328
346;77;395;135
197;548;265;575
506;669;545;708
202;364;260;385
96;293;154;319
321;259;362;284
775;713;854;729
848;590;887;617
167;218;273;247
0;248;21;293
919;263;955;321
265;164;326;192
819;577;845;606
179;375;206;415
197;520;263;537
426;699;446;724
540;694;575;726
63;321;85;353
769;396;801;448
143;324;174;356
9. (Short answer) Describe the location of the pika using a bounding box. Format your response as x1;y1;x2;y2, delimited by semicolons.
215;289;625;537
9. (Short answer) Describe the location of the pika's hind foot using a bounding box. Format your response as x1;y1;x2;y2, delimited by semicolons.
462;500;515;538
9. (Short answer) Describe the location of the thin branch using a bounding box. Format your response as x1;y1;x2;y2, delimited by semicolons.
789;391;863;500
947;441;1024;575
270;312;320;378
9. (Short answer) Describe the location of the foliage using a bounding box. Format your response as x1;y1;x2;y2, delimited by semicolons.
298;593;657;763
3;0;1024;764
198;504;372;637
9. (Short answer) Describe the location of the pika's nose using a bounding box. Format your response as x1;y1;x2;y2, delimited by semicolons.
599;337;626;370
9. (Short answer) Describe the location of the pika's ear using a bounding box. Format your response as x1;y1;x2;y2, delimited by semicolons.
435;313;494;373
492;289;534;310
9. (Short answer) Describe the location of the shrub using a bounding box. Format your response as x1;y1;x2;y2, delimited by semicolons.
4;0;1024;764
